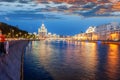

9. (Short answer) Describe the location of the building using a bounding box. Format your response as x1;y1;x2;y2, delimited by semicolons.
86;26;96;33
38;23;47;39
96;22;120;33
73;22;120;41
47;32;52;38
95;22;120;40
37;23;60;40
33;32;37;35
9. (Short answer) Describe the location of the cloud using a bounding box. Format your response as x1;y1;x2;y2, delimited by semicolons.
81;2;96;8
110;12;120;16
2;11;63;21
0;0;16;2
0;0;32;3
0;0;120;17
4;17;10;21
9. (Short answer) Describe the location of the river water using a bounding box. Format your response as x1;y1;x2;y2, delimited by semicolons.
24;41;120;80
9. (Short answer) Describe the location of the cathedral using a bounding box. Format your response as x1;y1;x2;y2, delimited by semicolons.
38;23;47;39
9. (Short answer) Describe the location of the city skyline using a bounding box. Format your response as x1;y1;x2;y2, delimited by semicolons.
37;23;60;39
0;0;120;35
0;1;120;80
1;17;120;36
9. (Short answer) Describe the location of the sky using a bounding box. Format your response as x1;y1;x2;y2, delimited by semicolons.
0;0;120;35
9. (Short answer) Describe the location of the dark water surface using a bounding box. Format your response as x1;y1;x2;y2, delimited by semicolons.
24;41;120;80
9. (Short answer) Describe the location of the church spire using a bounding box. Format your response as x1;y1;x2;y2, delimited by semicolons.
42;23;45;27
38;22;47;39
41;20;45;27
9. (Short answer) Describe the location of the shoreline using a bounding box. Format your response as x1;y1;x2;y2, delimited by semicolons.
29;39;120;44
0;40;29;80
66;40;120;44
20;41;29;80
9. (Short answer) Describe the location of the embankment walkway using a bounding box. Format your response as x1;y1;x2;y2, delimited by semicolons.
0;40;29;80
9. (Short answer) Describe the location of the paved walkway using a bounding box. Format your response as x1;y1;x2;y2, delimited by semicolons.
0;40;28;80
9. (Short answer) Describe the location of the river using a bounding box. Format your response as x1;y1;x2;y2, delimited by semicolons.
24;40;120;80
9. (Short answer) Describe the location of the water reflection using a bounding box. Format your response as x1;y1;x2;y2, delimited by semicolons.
24;41;54;80
106;44;120;80
65;42;99;80
24;41;120;80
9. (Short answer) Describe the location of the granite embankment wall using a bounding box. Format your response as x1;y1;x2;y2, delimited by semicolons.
0;40;29;80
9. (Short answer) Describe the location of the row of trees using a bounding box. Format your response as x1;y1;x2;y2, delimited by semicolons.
0;22;35;39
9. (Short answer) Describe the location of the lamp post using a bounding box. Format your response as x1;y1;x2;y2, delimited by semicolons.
8;33;10;37
12;29;14;38
19;32;22;38
16;34;18;38
24;34;27;39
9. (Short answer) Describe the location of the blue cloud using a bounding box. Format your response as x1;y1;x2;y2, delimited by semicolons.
82;2;96;8
0;0;120;17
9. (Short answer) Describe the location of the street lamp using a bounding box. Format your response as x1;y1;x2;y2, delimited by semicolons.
7;32;11;38
24;34;27;38
19;32;22;38
16;34;18;38
12;29;14;38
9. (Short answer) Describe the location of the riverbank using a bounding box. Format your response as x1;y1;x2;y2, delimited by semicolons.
0;40;29;80
69;40;120;44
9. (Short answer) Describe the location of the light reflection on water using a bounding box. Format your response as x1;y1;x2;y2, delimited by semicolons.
24;41;120;80
106;44;120;80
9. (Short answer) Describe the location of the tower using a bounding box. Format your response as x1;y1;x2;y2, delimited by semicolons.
38;23;47;39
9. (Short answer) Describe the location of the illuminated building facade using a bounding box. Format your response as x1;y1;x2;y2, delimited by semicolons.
96;22;120;40
73;22;120;41
38;23;47;39
37;23;60;40
86;26;96;33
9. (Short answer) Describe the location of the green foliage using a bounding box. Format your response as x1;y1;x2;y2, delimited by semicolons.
0;22;29;38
